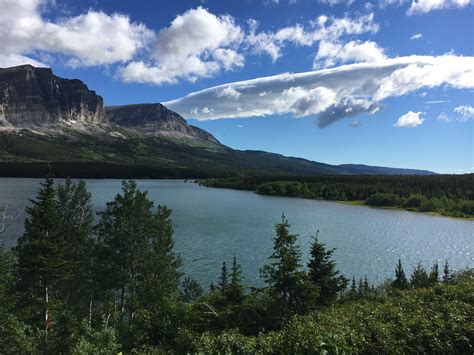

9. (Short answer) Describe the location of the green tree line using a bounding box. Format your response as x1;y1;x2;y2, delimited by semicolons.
200;174;474;218
0;177;472;353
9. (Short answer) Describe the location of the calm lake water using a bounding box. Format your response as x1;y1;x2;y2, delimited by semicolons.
0;178;473;288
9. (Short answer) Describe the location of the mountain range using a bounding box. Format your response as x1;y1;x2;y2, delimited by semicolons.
0;65;434;178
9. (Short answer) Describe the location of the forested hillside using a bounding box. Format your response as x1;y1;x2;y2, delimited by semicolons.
0;178;472;353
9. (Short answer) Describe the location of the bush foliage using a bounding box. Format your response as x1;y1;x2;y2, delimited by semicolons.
0;177;472;353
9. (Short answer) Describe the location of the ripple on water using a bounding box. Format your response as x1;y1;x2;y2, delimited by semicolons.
0;178;473;287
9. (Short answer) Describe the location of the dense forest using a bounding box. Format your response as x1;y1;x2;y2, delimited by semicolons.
200;174;474;218
0;177;472;353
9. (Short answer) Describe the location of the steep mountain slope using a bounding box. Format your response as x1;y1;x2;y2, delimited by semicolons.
0;65;435;178
106;103;219;144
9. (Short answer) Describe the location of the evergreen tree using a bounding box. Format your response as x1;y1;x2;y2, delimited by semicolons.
307;233;348;305
181;277;203;303
350;276;357;298
219;262;228;292
95;180;182;348
130;204;183;349
392;259;408;290
0;245;13;317
363;276;370;295
14;175;68;327
443;261;453;283
55;178;95;319
228;256;244;304
261;215;306;313
428;262;439;285
410;262;429;288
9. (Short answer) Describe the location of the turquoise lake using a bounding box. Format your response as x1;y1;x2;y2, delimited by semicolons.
0;178;472;288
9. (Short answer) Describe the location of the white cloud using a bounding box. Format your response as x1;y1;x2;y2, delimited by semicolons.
318;0;355;5
217;87;241;99
273;86;337;117
394;111;425;128
407;0;472;15
373;56;474;100
119;7;243;84
164;55;474;127
410;33;423;40
0;3;381;85
314;40;386;68
119;10;380;84
0;54;46;68
0;0;153;67
454;105;474;121
437;105;474;123
213;48;245;70
246;13;379;62
379;0;408;7
379;0;472;14
437;112;451;122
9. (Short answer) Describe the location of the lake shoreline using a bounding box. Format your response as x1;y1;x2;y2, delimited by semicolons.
198;182;474;221
335;200;474;221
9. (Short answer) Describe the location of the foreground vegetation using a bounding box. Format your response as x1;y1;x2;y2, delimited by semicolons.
0;177;472;353
200;174;474;218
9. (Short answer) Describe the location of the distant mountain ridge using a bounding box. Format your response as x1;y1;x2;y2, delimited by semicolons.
337;164;435;176
0;65;435;177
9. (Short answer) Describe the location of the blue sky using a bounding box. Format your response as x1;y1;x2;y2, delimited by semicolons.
1;0;473;173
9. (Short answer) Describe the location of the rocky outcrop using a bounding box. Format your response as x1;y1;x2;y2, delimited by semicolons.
0;65;219;145
106;103;220;144
0;65;105;127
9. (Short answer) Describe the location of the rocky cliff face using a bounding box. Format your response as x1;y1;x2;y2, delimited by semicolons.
106;103;220;144
0;65;105;127
0;65;219;145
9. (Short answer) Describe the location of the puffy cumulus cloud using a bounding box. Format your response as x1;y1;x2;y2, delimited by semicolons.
0;0;153;67
119;7;243;84
164;55;474;128
407;0;472;14
0;2;382;84
454;105;474;121
314;40;386;68
119;9;379;84
394;111;424;128
246;13;379;61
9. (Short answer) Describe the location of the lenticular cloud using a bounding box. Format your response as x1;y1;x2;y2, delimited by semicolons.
165;55;474;127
